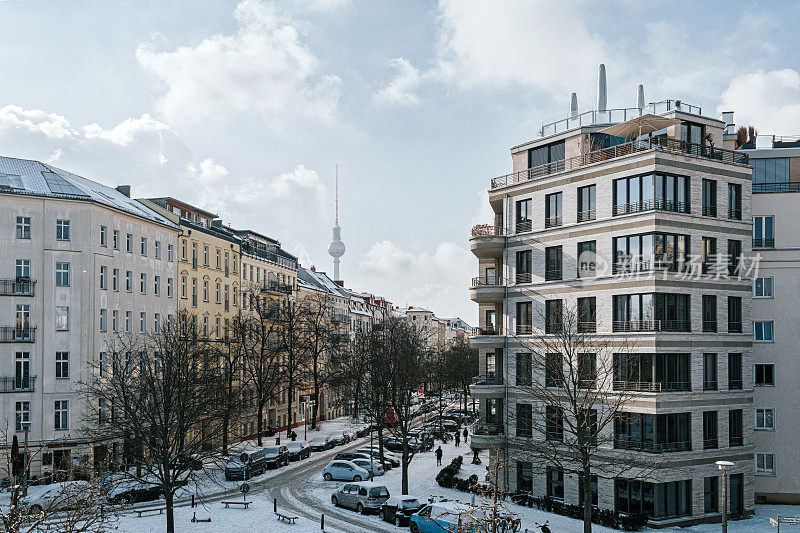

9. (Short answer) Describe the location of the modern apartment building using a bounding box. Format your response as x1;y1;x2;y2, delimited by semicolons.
469;100;755;526
0;157;178;476
736;133;800;504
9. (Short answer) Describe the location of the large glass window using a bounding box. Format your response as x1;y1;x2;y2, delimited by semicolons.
703;411;718;449
516;301;532;335
704;477;719;513
703;353;718;390
547;468;564;500
528;140;565;169
702;295;717;332
613;293;690;332
616;479;690;519
545;192;562;228
613;174;690;215
753;158;790;185
516;403;532;437
545;353;560;387
728;353;743;390
516;353;532;385
702;179;717;217
577;185;596;222
577;241;596;278
516;199;532;233
546;406;564;442
613;232;689;273
728;183;742;220
545;246;562;280
728;240;742;276
728;297;742;333
729;410;743;446
614;353;690;391
577;297;596;333
614;412;691;452
753;216;775;247
545;299;562;334
516;250;531;283
517;462;533;492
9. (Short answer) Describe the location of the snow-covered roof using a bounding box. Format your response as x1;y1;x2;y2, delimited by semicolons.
0;156;176;227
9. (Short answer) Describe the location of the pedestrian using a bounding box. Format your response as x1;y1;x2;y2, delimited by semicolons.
463;427;468;443
435;446;443;466
454;430;460;447
291;430;297;442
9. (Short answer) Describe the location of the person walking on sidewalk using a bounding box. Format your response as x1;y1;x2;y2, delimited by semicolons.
436;446;443;466
454;430;460;447
463;427;468;443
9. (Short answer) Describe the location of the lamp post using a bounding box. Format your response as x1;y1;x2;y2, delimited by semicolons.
716;460;735;533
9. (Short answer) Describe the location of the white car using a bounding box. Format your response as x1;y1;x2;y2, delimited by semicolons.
351;458;384;477
329;430;347;445
22;481;92;513
322;460;370;482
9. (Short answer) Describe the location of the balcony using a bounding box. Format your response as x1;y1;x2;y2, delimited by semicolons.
612;320;690;333
0;327;35;343
544;216;562;229
612;381;691;392
544;268;562;281
470;277;506;303
0;376;36;393
470;327;504;349
728;208;742;220
472;374;504;386
728;321;743;333
753;238;774;248
470;375;505;397
753;181;800;193
515;272;532;284
0;279;36;296
492;135;748;190
701;205;717;217
262;279;293;295
612;198;690;216
331;312;349;324
472;421;504;436
577;210;596;223
702;321;717;333
614;438;691;453
577;321;596;333
470;224;505;258
329;333;351;344
515;324;532;335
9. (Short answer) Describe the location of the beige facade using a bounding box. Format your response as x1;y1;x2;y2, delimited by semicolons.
471;103;755;526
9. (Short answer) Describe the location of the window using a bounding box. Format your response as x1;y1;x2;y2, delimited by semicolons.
613;293;690;332
753;216;775;247
516;352;531;385
16;216;31;239
112;229;119;249
56;219;70;241
615;479;655;517
546;406;564;442
755;364;775;386
191;278;197;307
191;242;197;269
516;250;531;283
125;271;132;292
613;232;690;273
181;276;187;298
125;311;132;333
728;353;743;390
99;266;107;290
577;241;596;277
140;273;147;294
756;453;775;475
216;317;221;339
703;353;717;390
154;313;161;334
754;277;774;298
577;184;596;222
99;309;107;332
112;310;118;332
756;408;775;430
516;403;532;437
728;240;742;276
680;121;704;145
55;306;70;331
577;297;596;332
216;249;221;269
704;477;719;513
516;301;531;335
517;462;533;492
140;312;147;333
16;401;31;432
154;241;161;259
545;192;562;227
728;184;742;220
547;468;564;500
168;244;174;261
613;353;691;392
702;179;717;216
702;295;717;332
15;259;31;279
753;157;790;186
112;268;119;291
545;246;562;280
528;140;565;169
614;412;691;452
167;278;173;298
754;321;774;341
15;352;30;390
202;279;209;301
126;233;132;253
578;353;596;387
215;282;221;304
613;173;690;215
729;410;743;446
55;262;70;286
99;352;107;377
140;237;148;256
55;352;70;379
701;237;717;274
728;297;742;333
545;299;562;334
154;275;161;296
545;353;560;387
703;411;718;449
54;400;69;430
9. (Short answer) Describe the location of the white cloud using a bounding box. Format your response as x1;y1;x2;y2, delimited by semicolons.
374;58;422;106
136;0;341;125
357;240;475;321
294;0;352;12
270;164;326;208
0;104;78;139
82;114;171;147
719;69;800;134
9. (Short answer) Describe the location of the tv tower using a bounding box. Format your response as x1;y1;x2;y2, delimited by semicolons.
327;165;346;282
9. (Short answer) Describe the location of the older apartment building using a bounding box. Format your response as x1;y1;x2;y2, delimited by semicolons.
735;133;800;504
470;100;754;526
0;157;178;476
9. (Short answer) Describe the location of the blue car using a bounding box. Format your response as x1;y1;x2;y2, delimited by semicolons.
409;502;480;533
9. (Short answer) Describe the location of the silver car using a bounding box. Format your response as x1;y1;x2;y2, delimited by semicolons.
331;482;390;514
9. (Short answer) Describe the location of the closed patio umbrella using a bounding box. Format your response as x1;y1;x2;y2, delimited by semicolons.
599;114;681;139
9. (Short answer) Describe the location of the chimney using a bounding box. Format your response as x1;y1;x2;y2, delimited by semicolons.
115;185;131;197
637;84;645;109
310;265;316;272
597;64;607;112
570;93;579;116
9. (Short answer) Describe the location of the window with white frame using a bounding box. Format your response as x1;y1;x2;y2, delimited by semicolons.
154;313;161;333
754;277;774;298
99;352;107;377
755;453;775;475
140;273;147;294
756;408;775;430
112;310;118;332
15;259;31;279
141;237;147;256
754;321;774;341
55;306;70;331
112;229;119;249
154;275;161;296
100;225;107;246
125;311;132;333
140;312;147;333
56;219;70;241
55;262;70;286
15;401;30;432
100;266;107;290
112;268;119;291
99;309;107;332
55;351;70;379
167;277;173;298
125;271;132;292
54;400;69;430
168;244;174;262
154;240;161;259
126;233;133;253
16;216;31;239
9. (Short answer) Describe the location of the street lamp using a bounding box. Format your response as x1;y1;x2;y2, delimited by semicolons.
716;460;735;533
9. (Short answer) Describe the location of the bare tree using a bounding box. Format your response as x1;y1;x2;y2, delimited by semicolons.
210;320;248;455
301;293;344;429
82;311;230;533
278;297;309;438
509;304;658;533
446;337;479;414
1;421;116;533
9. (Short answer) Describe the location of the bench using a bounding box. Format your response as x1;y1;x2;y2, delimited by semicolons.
222;500;250;509
275;512;298;524
135;507;166;517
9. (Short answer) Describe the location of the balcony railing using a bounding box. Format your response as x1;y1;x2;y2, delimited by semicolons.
728;208;742;220
730;436;744;447
472;276;505;287
702;321;717;333
515;272;532;284
612;320;690;333
577;210;596;223
516;324;532;335
472;374;504;386
0;327;35;343
577;321;596;333
473;327;501;336
0;376;36;393
0;279;36;296
701;205;717;217
612;198;690;216
515;220;532;233
471;224;504;237
728;379;743;390
263;280;293;295
544;268;562;281
614;438;691;453
544;216;562;228
703;438;718;450
753;182;800;193
472;421;504;436
492;136;748;190
612;381;691;392
331;312;349;324
728;321;743;333
753;238;774;248
329;333;350;344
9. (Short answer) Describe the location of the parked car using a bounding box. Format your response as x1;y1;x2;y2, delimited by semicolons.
329;430;347;445
106;479;161;504
409;502;480;533
322;460;369;482
309;435;333;451
354;424;370;438
263;445;290;468
335;452;370;461
351;458;384;477
225;449;268;480
331;482;390;514
383;436;423;453
379;496;424;526
285;441;311;461
342;428;357;442
427;418;458;432
21;481;92;513
353;448;397;469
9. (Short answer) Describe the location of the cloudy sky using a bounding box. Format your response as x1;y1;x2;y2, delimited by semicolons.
2;0;799;322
